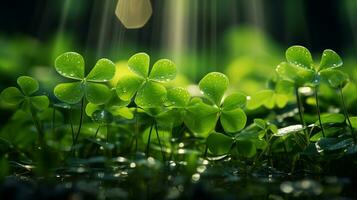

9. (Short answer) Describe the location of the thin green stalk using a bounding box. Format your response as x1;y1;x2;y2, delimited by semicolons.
339;88;356;142
71;98;84;155
69;112;75;145
145;123;154;157
30;108;44;149
94;125;100;138
315;85;325;137
52;106;56;135
154;122;166;161
295;86;308;143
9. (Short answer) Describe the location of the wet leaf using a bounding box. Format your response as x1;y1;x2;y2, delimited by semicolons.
246;90;274;110
86;58;116;82
116;75;144;101
320;69;349;89
220;108;247;133
149;59;176;82
276;62;315;86
166;87;190;108
17;76;39;96
285;45;313;69
275;124;304;137
199;72;229;105
135;81;167;108
319;49;343;70
85;82;111;105
54;82;84;104
222;93;246;110
92;110;113;125
127;52;150;78
55;52;84;80
184;99;219;136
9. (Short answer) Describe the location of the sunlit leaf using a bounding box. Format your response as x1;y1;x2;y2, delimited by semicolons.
320;69;349;89
17;76;39;96
199;72;229;105
166;87;190;108
207;132;234;155
135;81;167;108
85;103;100;117
85;82;111;105
220;108;247;133
222;93;246;110
319;49;343;70
54;82;84;104
86;58;116;82
246;90;274;110
127;52;150;78
184;99;219;136
317;113;345;125
276;62;315;86
116;75;144;101
149;59;176;82
349;117;357;129
285;45;313;69
55;52;85;80
110;106;133;119
254;118;266;129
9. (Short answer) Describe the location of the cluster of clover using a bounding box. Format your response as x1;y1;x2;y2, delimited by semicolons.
1;46;356;158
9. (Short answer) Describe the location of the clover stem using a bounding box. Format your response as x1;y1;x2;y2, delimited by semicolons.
315;85;325;137
72;98;84;155
155;121;166;161
339;87;356;143
94;125;100;138
52;106;56;135
295;86;308;141
30;107;44;150
69;112;75;145
145;122;154;157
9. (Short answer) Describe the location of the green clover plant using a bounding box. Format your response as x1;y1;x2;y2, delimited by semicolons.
54;52;116;154
184;72;247;139
0;76;49;146
54;52;116;105
276;46;343;139
116;52;176;108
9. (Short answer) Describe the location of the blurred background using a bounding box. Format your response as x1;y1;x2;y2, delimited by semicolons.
1;0;357;95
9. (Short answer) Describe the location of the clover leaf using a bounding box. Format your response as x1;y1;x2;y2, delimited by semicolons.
116;52;177;108
85;89;132;121
320;69;349;89
0;76;49;111
54;52;115;105
184;72;247;137
206;132;234;155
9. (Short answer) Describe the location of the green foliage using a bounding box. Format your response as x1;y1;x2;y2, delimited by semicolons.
116;52;177;108
0;76;49;111
1;47;357;193
54;52;115;105
185;72;247;137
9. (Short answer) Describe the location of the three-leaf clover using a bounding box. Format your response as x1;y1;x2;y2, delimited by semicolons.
85;89;133;124
54;52;116;105
116;52;176;108
184;72;247;137
1;76;49;111
156;87;191;127
276;45;343;86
